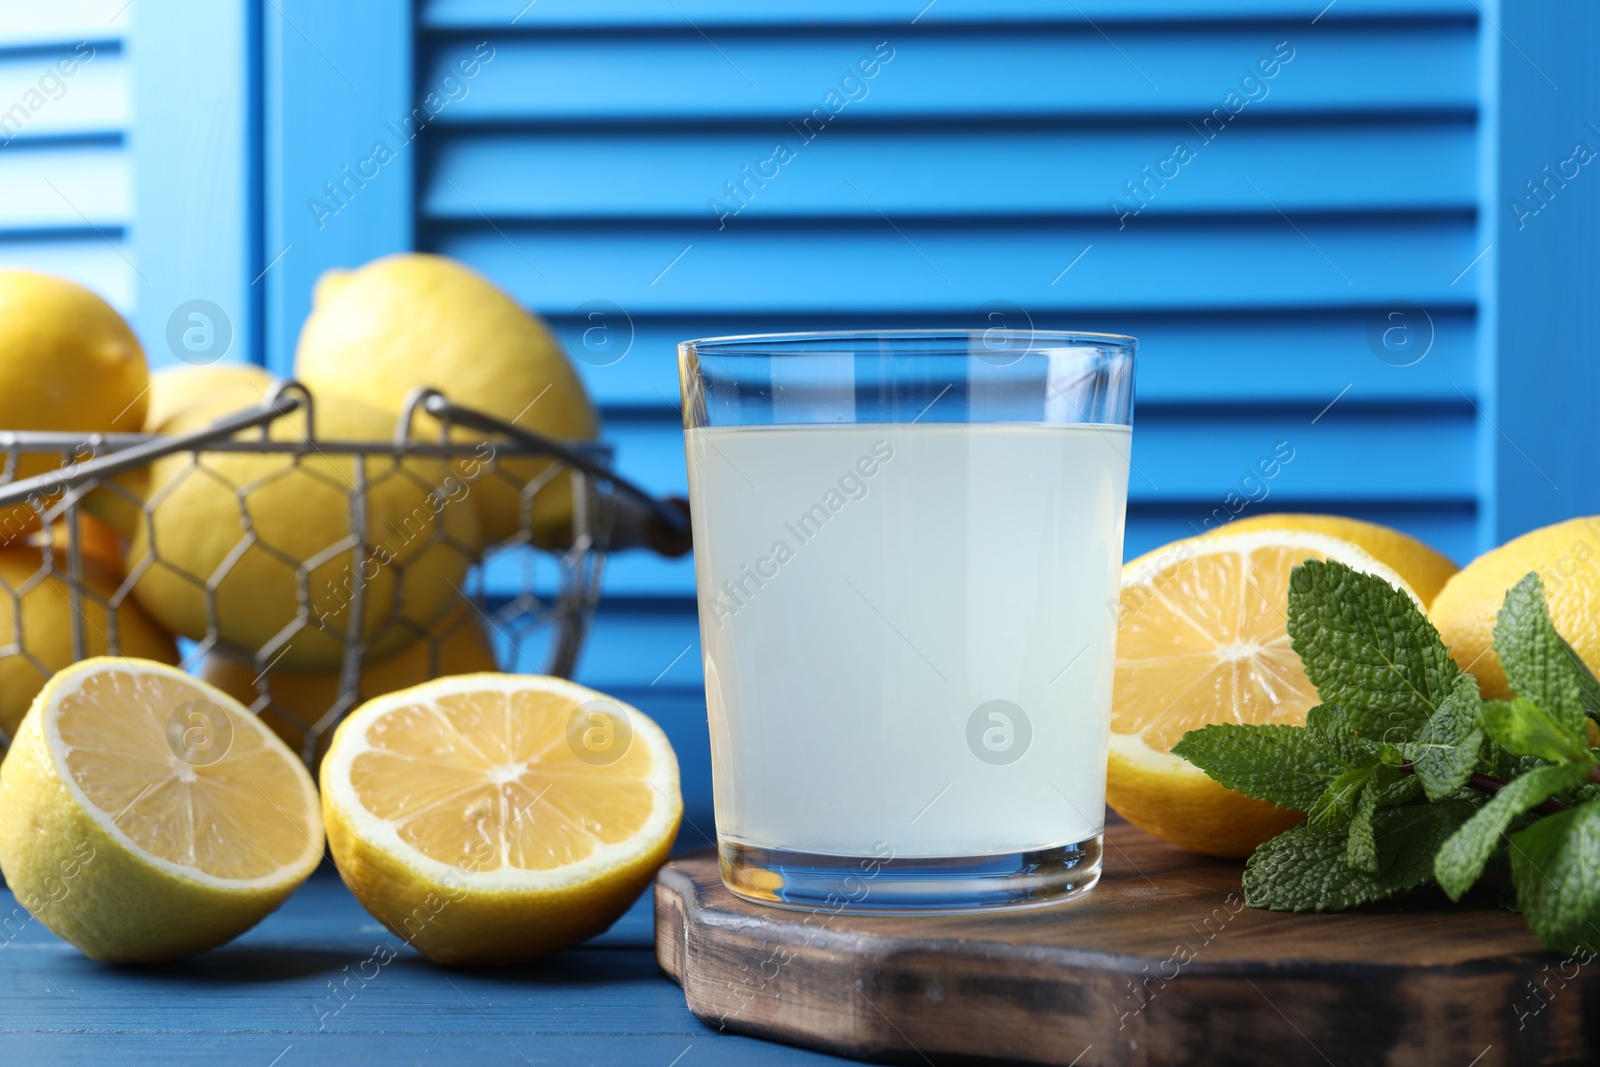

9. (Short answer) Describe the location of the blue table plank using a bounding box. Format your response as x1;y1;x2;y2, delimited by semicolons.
0;867;857;1066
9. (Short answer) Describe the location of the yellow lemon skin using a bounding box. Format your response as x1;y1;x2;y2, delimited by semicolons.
34;513;125;575
144;362;279;432
1107;737;1303;859
1223;512;1459;607
88;364;283;538
0;271;148;543
127;396;481;672
1430;516;1600;700
0;707;297;961
0;659;323;962
293;254;598;546
321;798;673;966
0;549;177;741
201;603;499;764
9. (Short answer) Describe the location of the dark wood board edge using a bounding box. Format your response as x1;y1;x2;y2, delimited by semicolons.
655;857;1600;1066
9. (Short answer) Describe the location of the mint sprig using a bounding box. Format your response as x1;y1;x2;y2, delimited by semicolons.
1287;558;1463;740
1494;572;1600;735
1175;563;1600;953
1242;800;1478;911
1170;724;1342;810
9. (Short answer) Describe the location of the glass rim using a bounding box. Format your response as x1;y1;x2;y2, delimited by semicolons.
679;329;1137;356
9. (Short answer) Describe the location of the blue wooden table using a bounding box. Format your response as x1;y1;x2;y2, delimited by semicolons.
0;863;856;1066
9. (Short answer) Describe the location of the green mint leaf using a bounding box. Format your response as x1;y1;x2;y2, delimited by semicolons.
1306;704;1381;768
1346;781;1380;873
1402;674;1486;801
1494;572;1600;736
1288;559;1461;742
1244;799;1479;911
1434;761;1593;900
1375;771;1423;807
1486;744;1545;784
1171;724;1343;811
1481;697;1590;762
1510;799;1600;954
1306;765;1376;829
1369;760;1417;804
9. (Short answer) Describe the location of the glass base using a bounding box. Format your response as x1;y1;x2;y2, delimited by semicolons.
718;836;1102;914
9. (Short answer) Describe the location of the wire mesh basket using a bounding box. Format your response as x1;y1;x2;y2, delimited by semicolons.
0;381;690;766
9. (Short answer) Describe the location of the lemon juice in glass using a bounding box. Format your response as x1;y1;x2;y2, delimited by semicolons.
679;331;1134;911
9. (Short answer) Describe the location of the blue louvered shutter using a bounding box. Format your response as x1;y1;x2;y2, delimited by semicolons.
0;12;128;315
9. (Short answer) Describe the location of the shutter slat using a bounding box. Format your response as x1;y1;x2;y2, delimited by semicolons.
420;26;1475;123
427;216;1478;313
553;310;1476;409
424;0;1476;30
426;121;1476;221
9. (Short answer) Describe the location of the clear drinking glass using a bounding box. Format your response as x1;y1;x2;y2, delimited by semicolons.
678;330;1135;912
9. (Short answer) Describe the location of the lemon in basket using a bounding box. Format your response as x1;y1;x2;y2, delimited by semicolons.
144;362;280;433
0;548;178;742
0;270;148;544
200;601;500;765
84;363;285;538
321;673;680;964
294;254;598;547
127;394;481;672
1107;528;1420;857
0;657;323;962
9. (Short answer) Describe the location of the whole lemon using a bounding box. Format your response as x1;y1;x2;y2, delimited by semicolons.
0;549;178;742
293;254;598;546
85;363;283;538
200;601;499;765
0;271;148;543
127;396;481;672
1431;516;1600;699
144;362;279;433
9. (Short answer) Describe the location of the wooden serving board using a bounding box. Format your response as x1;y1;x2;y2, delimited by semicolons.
655;819;1597;1066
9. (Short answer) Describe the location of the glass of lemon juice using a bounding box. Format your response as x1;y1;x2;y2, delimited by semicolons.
678;330;1135;911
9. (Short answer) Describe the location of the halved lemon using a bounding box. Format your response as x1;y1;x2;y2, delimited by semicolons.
0;657;324;961
1222;512;1458;607
1108;529;1420;857
320;673;681;965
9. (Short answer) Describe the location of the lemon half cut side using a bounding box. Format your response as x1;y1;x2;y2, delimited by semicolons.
1108;529;1421;858
320;672;681;965
0;657;324;962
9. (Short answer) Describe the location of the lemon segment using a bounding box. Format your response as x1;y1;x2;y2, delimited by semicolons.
0;657;323;962
321;673;681;965
1108;529;1420;857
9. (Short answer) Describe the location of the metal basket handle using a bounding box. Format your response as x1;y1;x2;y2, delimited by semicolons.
0;383;693;558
